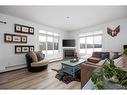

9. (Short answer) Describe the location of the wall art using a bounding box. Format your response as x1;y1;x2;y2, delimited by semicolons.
15;24;34;35
4;33;27;43
4;34;12;42
15;45;34;54
107;25;120;37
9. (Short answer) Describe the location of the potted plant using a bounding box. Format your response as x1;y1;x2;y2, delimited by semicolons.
91;60;127;89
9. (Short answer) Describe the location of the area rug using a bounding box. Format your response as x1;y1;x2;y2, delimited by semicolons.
52;68;80;84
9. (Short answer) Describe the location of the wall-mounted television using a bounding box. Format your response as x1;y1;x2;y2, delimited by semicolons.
123;45;127;54
123;45;127;49
62;39;75;47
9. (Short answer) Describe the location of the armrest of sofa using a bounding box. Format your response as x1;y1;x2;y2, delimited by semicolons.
25;53;33;67
81;63;98;88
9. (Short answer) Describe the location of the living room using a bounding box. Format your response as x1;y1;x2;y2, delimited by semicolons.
1;5;127;91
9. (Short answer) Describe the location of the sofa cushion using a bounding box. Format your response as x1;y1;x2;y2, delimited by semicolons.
87;57;101;63
29;51;38;62
31;60;49;67
36;51;44;61
86;59;106;66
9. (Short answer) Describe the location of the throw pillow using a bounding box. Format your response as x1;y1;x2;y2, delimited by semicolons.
110;52;122;60
112;54;122;60
29;51;38;62
36;51;45;61
101;53;109;60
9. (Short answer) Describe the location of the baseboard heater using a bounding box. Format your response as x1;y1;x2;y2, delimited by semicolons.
0;58;62;73
0;64;26;73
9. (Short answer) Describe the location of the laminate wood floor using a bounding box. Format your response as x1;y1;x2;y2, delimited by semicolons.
0;61;81;89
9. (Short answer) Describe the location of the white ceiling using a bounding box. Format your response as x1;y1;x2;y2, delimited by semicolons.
0;6;127;32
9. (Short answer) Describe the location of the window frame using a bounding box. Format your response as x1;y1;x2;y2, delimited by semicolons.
79;31;103;55
39;30;60;56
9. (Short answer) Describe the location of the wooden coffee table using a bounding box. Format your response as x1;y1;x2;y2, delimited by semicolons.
61;59;85;77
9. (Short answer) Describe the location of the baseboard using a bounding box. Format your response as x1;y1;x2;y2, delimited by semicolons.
0;64;27;73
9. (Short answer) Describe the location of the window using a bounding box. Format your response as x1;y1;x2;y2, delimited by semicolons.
39;35;46;55
54;37;59;54
79;38;85;53
39;30;59;56
94;35;102;51
79;31;102;54
86;36;94;54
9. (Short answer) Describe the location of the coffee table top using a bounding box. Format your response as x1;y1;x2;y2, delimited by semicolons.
61;59;85;67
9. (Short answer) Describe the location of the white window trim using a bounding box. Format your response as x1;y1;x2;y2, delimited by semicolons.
79;31;103;55
39;30;60;56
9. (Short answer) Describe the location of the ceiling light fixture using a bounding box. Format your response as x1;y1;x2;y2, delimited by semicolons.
66;16;70;19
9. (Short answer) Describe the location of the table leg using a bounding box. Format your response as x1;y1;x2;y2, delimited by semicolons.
72;67;75;78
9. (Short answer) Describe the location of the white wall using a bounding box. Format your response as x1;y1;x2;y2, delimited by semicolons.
0;13;67;72
69;18;127;56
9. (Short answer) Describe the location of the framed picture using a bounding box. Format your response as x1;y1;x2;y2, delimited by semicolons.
29;27;34;34
22;26;29;33
21;36;27;43
4;34;12;42
15;45;34;54
13;35;21;43
4;33;27;43
22;46;29;53
15;24;34;35
29;46;34;52
15;24;22;32
15;46;22;53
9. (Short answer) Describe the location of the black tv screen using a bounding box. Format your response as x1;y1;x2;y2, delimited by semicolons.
62;39;75;47
124;45;127;49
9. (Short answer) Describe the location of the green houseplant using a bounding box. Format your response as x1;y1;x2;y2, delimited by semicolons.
91;60;127;89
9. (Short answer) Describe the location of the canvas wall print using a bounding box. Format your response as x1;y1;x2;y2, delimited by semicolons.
107;25;120;37
15;24;34;35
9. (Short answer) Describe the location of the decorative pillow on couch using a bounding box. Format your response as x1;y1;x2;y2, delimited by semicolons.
101;53;109;60
29;51;38;62
36;51;45;61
